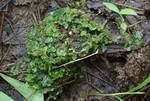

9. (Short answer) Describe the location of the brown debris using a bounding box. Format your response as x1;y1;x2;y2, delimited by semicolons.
124;45;150;83
14;0;39;6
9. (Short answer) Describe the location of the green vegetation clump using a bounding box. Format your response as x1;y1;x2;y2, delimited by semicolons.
103;2;144;51
26;7;111;99
69;0;86;8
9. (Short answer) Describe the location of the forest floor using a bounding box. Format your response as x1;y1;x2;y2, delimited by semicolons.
0;0;150;101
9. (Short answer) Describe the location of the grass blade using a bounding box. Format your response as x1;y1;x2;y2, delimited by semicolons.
129;76;150;92
91;92;145;96
0;91;14;101
0;73;44;101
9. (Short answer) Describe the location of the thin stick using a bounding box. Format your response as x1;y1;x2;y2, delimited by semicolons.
0;13;5;62
0;43;12;65
0;0;12;11
114;3;144;11
0;13;4;51
100;55;111;69
128;20;142;28
1;63;15;68
55;50;99;69
86;70;117;90
89;61;113;82
87;82;103;93
32;12;38;25
57;79;76;88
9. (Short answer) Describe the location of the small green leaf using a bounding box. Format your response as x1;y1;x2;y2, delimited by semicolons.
103;2;120;13
134;31;144;48
120;8;137;16
0;92;14;101
0;73;44;101
120;22;127;31
134;31;143;39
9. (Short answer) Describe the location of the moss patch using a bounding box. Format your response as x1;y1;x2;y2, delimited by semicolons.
26;7;112;99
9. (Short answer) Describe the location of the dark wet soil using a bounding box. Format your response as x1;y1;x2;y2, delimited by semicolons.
0;0;150;101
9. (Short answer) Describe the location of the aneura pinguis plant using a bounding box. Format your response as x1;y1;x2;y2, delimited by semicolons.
26;7;112;99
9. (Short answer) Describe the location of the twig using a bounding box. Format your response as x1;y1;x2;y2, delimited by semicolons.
0;13;5;52
85;68;90;101
0;43;12;65
37;7;41;21
5;17;23;45
103;19;109;29
0;0;12;11
32;12;38;25
57;79;76;88
0;13;5;62
100;55;111;69
88;61;113;83
114;3;144;11
122;0;128;4
103;13;116;29
142;95;148;101
128;20;142;28
86;70;117;90
4;28;27;43
87;82;104;93
1;63;15;68
55;50;99;69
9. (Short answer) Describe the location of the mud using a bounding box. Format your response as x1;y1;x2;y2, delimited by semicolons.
0;0;150;101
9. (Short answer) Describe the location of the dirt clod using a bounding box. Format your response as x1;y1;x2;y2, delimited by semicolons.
124;45;150;83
